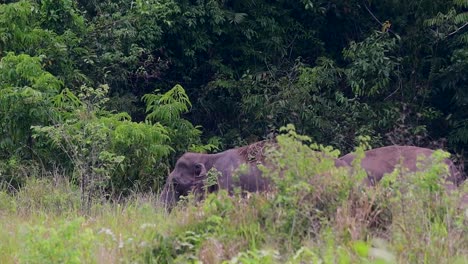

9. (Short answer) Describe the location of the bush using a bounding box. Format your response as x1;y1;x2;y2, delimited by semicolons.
261;125;364;248
0;127;466;263
32;84;208;210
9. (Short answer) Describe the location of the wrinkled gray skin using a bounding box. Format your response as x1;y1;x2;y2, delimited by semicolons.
159;142;350;209
339;145;465;186
159;149;269;209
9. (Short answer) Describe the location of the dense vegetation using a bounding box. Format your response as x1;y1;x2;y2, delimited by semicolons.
1;0;468;192
0;0;467;262
0;133;466;263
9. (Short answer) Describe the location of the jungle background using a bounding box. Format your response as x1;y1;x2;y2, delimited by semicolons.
0;0;467;263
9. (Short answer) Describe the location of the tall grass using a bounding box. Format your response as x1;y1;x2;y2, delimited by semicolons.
0;138;466;263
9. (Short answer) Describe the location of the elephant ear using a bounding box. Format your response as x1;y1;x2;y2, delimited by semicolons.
194;163;207;178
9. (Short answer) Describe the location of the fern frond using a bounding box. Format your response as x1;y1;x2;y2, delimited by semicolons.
453;0;468;8
458;33;468;43
454;12;468;24
144;84;192;124
52;88;83;109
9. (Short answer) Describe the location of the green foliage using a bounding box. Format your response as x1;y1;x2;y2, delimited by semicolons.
0;156;41;193
19;217;95;264
144;84;208;156
0;190;16;213
33;85;177;207
0;149;466;263
344;32;401;97
2;0;464;159
144;84;192;124
0;53;62;91
15;177;80;215
39;0;85;34
0;53;62;158
29;82;213;207
0;0;88;86
104;117;173;193
1;0;466;162
425;0;468;148
1;0;468;261
226;249;280;264
203;57;379;151
262;126;359;247
0;1;46;53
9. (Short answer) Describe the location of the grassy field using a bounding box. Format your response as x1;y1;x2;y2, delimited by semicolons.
0;176;466;263
0;141;467;263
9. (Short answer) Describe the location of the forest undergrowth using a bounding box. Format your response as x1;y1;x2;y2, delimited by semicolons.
0;137;466;264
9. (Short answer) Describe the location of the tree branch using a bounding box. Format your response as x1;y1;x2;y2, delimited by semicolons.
363;2;382;25
447;22;468;37
362;2;398;35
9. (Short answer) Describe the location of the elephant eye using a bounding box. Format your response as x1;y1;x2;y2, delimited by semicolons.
194;163;205;178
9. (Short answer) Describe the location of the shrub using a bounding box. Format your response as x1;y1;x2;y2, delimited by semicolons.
261;125;362;248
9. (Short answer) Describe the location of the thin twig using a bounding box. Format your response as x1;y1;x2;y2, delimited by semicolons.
447;22;468;37
362;2;398;35
384;86;400;101
363;2;382;25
